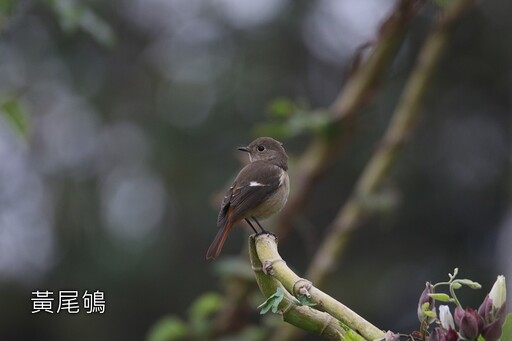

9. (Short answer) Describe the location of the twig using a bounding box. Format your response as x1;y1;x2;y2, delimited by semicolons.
277;0;426;239
306;0;476;288
251;234;385;340
268;1;475;339
249;235;346;340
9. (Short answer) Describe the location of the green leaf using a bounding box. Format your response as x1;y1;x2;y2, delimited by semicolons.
267;97;295;119
1;98;28;136
146;316;188;341
48;0;116;47
258;287;285;315
188;293;223;320
428;293;451;302
501;313;512;341
297;294;316;307
421;302;432;312
0;0;17;14
451;282;462;289
424;310;437;318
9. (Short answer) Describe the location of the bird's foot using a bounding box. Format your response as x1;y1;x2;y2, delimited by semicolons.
256;230;277;240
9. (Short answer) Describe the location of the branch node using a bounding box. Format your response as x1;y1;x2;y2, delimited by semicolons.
292;278;313;298
251;265;263;272
262;258;286;276
320;314;336;337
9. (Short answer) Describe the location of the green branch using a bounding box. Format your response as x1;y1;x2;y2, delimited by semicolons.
277;0;425;238
306;0;476;289
250;234;385;341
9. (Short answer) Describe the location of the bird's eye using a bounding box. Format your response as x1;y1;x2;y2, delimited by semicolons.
257;145;265;152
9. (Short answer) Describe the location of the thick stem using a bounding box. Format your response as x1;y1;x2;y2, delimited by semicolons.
251;234;385;341
248;235;346;340
306;0;476;288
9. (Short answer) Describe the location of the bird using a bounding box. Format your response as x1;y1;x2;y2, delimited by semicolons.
206;137;290;260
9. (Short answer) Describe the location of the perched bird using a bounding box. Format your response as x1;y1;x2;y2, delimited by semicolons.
206;137;290;260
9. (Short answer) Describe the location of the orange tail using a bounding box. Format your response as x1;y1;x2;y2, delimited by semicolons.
206;224;232;260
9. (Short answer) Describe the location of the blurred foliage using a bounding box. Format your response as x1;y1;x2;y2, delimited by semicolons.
256;97;333;139
147;316;189;341
1;98;28;137
147;293;224;341
47;0;116;47
213;258;255;280
502;314;512;341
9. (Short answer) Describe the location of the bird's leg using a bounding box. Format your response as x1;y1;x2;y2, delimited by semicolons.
251;217;276;238
251;217;267;233
244;218;259;234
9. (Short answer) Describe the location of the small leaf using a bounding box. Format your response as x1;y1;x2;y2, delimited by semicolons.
421;302;432;312
428;293;451;302
1;98;28;136
501;313;512;341
424;310;437;318
258;287;285;315
451;282;462;289
297;295;316;307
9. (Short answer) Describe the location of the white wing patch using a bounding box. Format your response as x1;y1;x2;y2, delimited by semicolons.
249;181;266;187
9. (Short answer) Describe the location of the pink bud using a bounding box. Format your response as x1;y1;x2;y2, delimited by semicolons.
458;307;482;340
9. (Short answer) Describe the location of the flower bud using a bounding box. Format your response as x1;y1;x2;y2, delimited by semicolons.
479;275;507;332
489;275;506;311
428;327;458;341
418;282;435;323
456;307;482;340
439;305;455;330
384;330;400;341
481;318;503;341
428;327;445;341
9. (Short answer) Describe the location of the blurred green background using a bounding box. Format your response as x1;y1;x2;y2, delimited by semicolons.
0;0;511;340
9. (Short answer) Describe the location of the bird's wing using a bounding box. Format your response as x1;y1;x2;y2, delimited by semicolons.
217;162;282;228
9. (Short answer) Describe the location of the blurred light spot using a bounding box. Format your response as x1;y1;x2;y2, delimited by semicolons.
303;0;396;64
101;167;168;243
0;42;27;95
35;96;100;177
99;121;151;171
157;81;216;128
123;0;202;33
212;0;288;28
437;114;507;190
146;19;233;84
0;122;55;283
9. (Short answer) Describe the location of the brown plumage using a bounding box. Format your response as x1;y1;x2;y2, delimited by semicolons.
206;137;289;260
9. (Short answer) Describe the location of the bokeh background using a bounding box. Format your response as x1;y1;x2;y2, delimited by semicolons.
0;0;511;340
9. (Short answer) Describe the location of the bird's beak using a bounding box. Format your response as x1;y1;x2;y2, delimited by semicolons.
237;146;249;152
